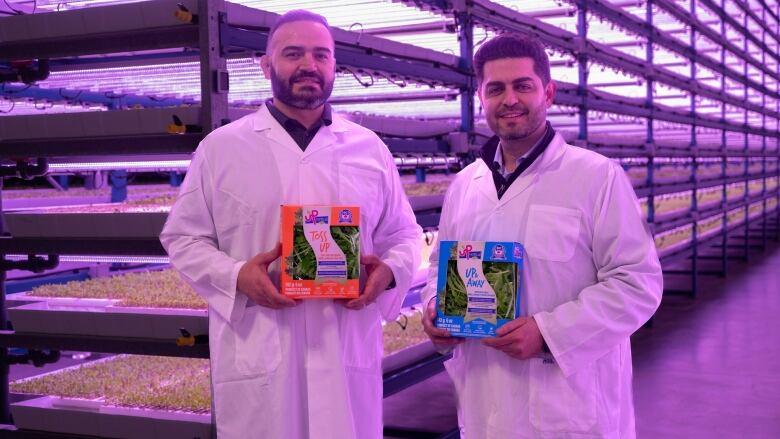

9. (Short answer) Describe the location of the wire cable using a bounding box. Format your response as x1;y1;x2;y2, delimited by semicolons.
59;88;83;102
343;66;375;88
1;0;35;14
6;84;33;94
2;0;24;14
0;99;15;113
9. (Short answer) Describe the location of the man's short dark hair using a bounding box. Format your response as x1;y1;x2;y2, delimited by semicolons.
473;33;551;86
268;10;333;52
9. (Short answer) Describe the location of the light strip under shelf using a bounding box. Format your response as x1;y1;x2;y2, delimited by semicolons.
48;160;192;172
47;157;459;172
4;254;170;264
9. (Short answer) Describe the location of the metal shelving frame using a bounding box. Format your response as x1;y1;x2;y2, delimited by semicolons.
0;0;471;156
404;0;780;297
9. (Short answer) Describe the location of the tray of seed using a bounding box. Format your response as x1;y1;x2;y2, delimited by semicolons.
9;313;435;436
2;184;178;210
7;269;207;339
403;179;451;212
10;355;212;439
382;307;435;372
435;241;523;338
2;195;175;238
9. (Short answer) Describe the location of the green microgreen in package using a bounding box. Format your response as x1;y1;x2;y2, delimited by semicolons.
285;225;360;280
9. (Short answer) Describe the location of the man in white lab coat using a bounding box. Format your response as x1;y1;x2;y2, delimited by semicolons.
421;33;663;438
161;10;421;439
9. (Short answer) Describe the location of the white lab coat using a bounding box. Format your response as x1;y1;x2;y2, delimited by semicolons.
422;133;662;438
161;106;421;439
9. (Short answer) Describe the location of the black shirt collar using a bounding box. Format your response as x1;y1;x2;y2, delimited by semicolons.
479;122;554;170
265;99;333;151
265;98;332;130
479;121;556;199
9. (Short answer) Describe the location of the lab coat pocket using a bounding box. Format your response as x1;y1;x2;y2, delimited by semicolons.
338;164;383;231
525;205;581;262
340;304;382;370
230;305;281;383
529;359;598;433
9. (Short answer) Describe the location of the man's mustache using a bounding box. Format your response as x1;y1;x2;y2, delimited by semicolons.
496;106;529;117
290;71;324;86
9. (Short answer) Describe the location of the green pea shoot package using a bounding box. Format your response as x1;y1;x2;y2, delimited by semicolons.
435;241;524;337
280;205;360;299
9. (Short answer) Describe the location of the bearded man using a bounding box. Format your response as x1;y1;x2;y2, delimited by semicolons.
161;9;421;439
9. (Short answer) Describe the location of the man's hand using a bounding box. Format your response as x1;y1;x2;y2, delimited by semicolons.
481;317;544;360
237;243;296;309
342;255;394;310
421;297;464;349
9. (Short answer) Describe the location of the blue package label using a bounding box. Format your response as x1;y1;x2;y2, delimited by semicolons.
435;240;524;338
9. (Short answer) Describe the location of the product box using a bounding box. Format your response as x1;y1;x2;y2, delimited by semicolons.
435;241;523;337
280;205;360;299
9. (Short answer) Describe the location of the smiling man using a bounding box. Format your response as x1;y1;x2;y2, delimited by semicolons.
161;9;420;439
421;33;663;438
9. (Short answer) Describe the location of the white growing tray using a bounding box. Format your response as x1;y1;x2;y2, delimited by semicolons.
11;396;211;439
7;295;432;369
9;336;434;438
8;298;432;369
382;339;436;373
8;297;206;340
407;194;445;212
3;210;168;239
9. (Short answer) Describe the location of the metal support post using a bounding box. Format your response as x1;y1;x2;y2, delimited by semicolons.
200;0;228;134
743;12;750;262
646;0;656;225
57;175;69;190
762;8;769;250
169;172;184;187
577;0;589;144
415;168;427;183
720;0;728;277
109;170;129;203
200;3;227;435
0;179;8;425
455;3;475;141
690;0;698;297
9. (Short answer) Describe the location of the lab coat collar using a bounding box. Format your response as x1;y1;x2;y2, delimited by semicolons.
479;122;555;199
252;104;350;133
472;130;568;206
251;104;351;155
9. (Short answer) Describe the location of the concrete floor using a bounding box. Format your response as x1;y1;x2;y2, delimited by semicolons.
384;372;458;438
384;242;780;438
633;243;780;438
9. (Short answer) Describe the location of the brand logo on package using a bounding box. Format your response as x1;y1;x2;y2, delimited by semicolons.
304;209;329;224
491;244;506;260
338;209;353;224
458;244;482;259
513;244;523;259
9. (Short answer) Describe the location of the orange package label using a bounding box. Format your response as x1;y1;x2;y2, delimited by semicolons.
280;205;360;299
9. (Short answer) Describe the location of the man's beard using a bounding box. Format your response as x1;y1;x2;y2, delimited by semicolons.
490;104;546;141
270;66;334;110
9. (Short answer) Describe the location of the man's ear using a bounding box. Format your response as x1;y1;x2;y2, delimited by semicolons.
545;80;556;108
260;55;271;80
476;83;485;109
